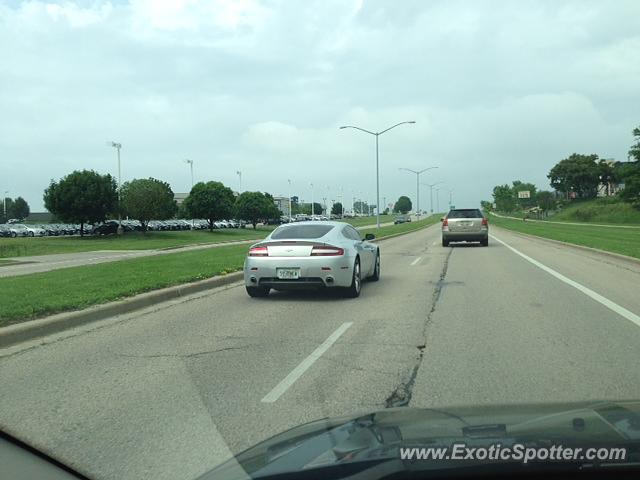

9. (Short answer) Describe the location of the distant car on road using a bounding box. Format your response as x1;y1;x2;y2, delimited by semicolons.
243;221;380;298
441;208;488;247
394;215;411;224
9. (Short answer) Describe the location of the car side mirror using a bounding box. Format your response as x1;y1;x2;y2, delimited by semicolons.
364;233;375;241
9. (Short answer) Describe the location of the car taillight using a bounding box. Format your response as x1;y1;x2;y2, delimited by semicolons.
481;218;488;226
249;246;268;256
442;218;448;227
310;245;344;256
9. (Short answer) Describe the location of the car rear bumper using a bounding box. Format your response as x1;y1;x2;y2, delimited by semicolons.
244;255;354;289
442;230;488;242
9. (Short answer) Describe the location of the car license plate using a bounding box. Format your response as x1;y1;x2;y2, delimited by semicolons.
277;268;300;280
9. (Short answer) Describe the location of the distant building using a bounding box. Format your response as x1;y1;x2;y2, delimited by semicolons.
174;193;188;205
273;196;291;216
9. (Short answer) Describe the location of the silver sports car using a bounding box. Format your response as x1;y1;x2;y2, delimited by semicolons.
243;221;380;298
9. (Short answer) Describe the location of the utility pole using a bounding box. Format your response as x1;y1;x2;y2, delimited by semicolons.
236;171;242;193
184;159;194;228
109;141;123;235
340;120;416;228
288;179;292;222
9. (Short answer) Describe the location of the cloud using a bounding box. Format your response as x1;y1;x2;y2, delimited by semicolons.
1;0;639;210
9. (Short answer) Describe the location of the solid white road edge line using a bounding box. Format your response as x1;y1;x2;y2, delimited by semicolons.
490;234;640;328
261;322;354;403
410;257;422;266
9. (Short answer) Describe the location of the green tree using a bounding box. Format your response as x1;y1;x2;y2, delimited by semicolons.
536;191;556;212
548;153;600;199
394;196;412;214
353;200;369;215
262;192;282;219
629;125;640;163
512;180;537;208
618;126;640;202
43;170;118;236
492;184;516;212
331;202;343;215
234;191;276;229
480;200;493;212
10;196;30;220
120;178;177;232
183;181;235;231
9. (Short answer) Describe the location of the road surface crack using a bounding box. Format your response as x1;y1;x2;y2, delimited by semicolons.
384;248;452;408
115;345;252;359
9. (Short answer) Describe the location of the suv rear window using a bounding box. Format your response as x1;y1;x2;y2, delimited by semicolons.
447;209;483;219
271;225;334;239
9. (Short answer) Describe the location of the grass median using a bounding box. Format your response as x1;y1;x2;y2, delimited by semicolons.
490;215;640;260
0;228;272;259
0;218;437;327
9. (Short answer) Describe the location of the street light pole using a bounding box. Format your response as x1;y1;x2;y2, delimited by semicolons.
421;182;444;214
184;159;194;228
109;141;123;235
288;179;292;222
236;171;242;193
449;189;454;208
3;190;8;222
340;121;416;229
399;167;438;219
310;182;314;217
436;187;441;213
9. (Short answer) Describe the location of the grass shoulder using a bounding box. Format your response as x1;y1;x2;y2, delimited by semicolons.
490;215;640;260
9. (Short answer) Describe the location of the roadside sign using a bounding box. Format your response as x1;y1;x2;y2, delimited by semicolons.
517;190;530;199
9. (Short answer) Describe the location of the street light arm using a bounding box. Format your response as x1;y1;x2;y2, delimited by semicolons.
378;121;416;135
339;125;377;136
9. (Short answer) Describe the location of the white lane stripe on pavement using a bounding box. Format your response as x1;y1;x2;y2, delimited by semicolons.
410;257;422;266
261;322;353;403
491;234;640;329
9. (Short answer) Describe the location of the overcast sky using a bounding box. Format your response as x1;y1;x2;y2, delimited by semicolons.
1;0;639;213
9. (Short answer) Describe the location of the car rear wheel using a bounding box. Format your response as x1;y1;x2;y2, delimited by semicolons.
246;286;270;298
344;258;361;298
369;251;380;281
11;232;17;238
481;238;488;247
442;238;449;247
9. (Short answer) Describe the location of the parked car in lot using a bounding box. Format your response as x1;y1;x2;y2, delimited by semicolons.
441;208;488;247
394;215;411;224
243;221;380;298
0;224;12;237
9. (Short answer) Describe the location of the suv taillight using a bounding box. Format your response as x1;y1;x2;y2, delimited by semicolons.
249;246;268;256
310;245;344;256
442;218;448;227
481;218;488;226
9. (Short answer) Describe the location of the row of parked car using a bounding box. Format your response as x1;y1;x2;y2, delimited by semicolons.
0;223;83;237
0;219;249;237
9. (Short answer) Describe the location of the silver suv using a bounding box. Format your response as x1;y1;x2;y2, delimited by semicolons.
441;208;488;247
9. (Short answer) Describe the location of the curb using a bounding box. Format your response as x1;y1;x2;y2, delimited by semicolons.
493;225;640;266
0;221;437;349
0;271;244;349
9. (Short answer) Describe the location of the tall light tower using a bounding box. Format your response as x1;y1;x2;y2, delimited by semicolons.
399;166;438;218
287;179;292;222
108;141;123;235
339;121;416;228
236;171;242;193
184;159;194;228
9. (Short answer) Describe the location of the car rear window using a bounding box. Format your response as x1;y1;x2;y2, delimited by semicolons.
447;209;483;219
271;225;334;239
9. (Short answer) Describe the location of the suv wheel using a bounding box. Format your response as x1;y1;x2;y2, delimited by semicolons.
442;238;449;247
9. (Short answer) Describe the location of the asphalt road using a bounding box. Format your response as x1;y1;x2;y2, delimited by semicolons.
1;224;640;480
